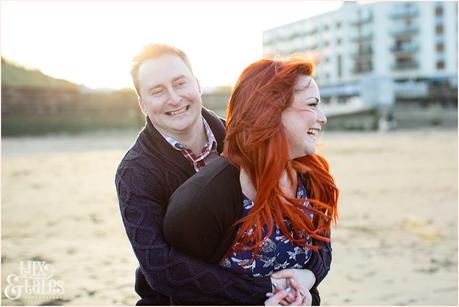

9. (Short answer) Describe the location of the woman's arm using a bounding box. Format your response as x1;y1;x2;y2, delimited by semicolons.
164;159;243;263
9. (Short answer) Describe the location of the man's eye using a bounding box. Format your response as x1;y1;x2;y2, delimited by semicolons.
151;89;164;96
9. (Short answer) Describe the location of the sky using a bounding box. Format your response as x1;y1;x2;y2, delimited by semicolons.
1;0;344;90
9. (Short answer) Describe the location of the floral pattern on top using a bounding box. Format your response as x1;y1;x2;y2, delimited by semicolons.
220;179;313;277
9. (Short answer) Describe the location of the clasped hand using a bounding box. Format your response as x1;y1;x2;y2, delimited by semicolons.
264;269;315;306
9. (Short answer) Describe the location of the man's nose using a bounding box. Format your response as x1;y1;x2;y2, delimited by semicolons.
167;88;181;104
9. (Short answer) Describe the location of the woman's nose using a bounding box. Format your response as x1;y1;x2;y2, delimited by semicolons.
317;108;327;125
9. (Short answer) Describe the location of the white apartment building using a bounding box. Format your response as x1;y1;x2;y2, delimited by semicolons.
263;1;458;103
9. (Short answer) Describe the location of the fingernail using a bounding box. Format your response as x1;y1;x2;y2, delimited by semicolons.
266;292;273;297
272;281;278;288
285;287;291;292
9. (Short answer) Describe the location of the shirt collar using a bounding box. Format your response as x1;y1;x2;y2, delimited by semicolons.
161;117;217;152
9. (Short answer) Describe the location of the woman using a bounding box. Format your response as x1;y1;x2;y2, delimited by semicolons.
163;58;339;305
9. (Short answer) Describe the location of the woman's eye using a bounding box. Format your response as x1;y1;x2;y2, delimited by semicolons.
308;102;318;107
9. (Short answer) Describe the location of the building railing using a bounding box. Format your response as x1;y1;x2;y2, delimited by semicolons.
350;14;373;26
351;33;373;42
392;61;419;70
390;26;419;36
390;42;419;53
390;5;419;18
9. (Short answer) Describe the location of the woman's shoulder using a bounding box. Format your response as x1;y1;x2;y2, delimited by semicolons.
168;157;241;212
181;157;238;191
164;157;243;261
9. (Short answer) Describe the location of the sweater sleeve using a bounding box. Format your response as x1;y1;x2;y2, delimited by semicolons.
307;240;332;305
163;171;240;263
115;165;272;305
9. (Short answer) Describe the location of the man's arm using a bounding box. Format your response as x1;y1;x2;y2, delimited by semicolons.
307;239;332;305
270;239;332;305
116;166;272;305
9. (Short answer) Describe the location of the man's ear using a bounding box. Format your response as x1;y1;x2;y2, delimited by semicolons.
138;97;146;115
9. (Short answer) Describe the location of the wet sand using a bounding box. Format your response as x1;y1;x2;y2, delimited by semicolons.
1;129;457;305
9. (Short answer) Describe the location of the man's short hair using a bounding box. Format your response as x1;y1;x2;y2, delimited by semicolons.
130;44;194;96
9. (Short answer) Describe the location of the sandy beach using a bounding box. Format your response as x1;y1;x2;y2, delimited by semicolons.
1;128;457;305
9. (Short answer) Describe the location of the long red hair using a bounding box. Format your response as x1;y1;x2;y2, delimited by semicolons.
223;58;339;255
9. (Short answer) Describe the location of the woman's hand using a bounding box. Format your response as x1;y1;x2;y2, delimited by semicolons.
289;278;312;306
264;287;304;306
271;268;316;291
267;277;311;306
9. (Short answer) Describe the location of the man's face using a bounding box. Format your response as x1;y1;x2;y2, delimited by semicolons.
137;54;202;137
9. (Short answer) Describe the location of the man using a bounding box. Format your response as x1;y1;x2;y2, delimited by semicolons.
115;44;330;305
115;44;273;305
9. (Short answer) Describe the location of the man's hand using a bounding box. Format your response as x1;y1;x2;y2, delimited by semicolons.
265;278;311;306
269;274;313;305
265;287;304;306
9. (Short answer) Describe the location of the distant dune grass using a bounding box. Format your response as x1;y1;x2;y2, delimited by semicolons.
2;113;144;136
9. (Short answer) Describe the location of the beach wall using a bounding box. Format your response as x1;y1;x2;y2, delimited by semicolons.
1;86;144;135
1;85;457;136
1;86;230;136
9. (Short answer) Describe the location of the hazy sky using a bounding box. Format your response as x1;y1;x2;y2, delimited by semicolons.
1;0;343;90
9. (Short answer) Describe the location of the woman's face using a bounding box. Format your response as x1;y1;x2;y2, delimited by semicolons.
281;75;327;159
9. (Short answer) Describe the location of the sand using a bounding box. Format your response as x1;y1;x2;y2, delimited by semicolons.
1;128;457;305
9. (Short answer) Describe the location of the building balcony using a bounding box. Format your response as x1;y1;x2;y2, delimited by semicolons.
390;6;419;18
352;67;373;74
390;43;419;53
352;46;373;57
352;60;373;74
307;28;319;35
285;31;302;40
391;26;419;36
350;14;373;26
392;61;419;70
351;33;373;42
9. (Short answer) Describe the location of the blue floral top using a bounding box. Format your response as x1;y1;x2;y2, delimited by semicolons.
219;179;313;277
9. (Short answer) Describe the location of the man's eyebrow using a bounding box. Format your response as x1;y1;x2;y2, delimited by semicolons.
147;84;163;92
146;75;188;92
172;75;187;82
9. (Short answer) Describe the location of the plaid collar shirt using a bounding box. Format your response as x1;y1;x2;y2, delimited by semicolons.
162;118;219;172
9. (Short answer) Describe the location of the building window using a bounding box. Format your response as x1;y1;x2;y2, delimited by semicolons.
395;56;417;70
405;16;412;26
435;6;444;16
436;43;444;52
337;38;341;45
336;22;341;29
436;61;445;69
436;24;444;34
337;54;342;78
